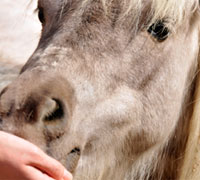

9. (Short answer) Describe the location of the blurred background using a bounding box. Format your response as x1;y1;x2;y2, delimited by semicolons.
0;0;41;90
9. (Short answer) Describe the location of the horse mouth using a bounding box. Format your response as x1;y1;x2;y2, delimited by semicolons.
66;147;81;173
41;98;81;173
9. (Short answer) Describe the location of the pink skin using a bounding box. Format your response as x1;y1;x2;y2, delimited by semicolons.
0;131;72;180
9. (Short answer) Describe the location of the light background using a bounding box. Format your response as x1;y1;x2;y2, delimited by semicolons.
0;0;41;90
0;0;41;64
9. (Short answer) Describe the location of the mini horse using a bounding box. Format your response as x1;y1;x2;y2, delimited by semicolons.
1;0;200;179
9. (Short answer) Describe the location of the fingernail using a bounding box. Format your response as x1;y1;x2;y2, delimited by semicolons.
63;169;73;180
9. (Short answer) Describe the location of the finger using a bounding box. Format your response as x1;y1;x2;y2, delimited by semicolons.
28;152;66;180
63;169;73;180
25;166;55;180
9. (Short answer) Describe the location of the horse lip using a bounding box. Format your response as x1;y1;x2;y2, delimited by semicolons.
66;147;81;173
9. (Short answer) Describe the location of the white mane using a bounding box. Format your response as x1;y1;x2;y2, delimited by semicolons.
96;0;199;30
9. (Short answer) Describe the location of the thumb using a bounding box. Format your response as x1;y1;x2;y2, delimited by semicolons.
63;169;73;180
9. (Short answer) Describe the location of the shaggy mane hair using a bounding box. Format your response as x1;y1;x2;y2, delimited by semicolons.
81;0;199;31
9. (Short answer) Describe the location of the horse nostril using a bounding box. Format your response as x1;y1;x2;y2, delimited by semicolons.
42;98;67;141
43;99;64;122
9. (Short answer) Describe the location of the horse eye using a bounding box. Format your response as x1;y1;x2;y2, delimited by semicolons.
38;7;45;24
147;21;170;42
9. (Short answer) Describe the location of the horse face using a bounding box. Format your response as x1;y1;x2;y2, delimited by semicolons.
0;0;200;179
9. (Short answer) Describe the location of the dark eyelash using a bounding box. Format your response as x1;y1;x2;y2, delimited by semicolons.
34;7;39;14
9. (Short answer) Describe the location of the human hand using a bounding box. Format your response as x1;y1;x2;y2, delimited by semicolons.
0;131;72;180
